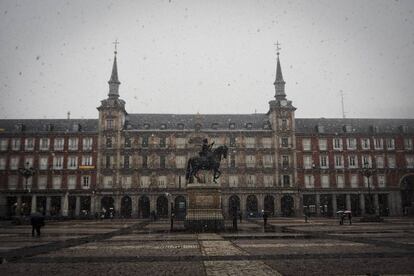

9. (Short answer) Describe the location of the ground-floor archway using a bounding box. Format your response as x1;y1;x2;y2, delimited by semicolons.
36;196;46;215
264;195;275;216
228;195;240;217
50;196;61;216
121;195;132;218
281;195;294;217
246;195;258;217
101;196;114;218
138;195;150;218
350;194;361;216
174;196;187;220
157;195;168;218
401;174;414;215
319;194;333;217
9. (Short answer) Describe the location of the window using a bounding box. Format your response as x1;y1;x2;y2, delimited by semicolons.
82;156;92;166
321;175;330;188
246;155;256;168
0;139;8;151
375;155;384;169
404;138;413;150
361;138;370;150
406;155;414;169
122;176;132;189
333;138;343;150
82;176;90;189
159;155;165;168
105;155;112;169
246;175;256;186
386;138;395;150
303;155;313;169
10;156;19;170
39;156;48;170
0;157;6;170
281;119;288;129
350;174;358;188
40;138;50;151
139;176;150;188
302;138;311;151
142;155;148;168
245;137;255;148
52;176;62;189
82;137;93;150
124;136;131;148
53;156;64;169
378;175;386;188
281;137;289;148
159;137;166;148
387;155;396;168
176;138;186;149
229;175;238;187
282;175;290;187
106;137;112;148
158;176;167;188
374;138;383;150
304;174;314;188
37;176;47;190
103;176;113;188
362;155;372;168
54;138;64;151
336;174;344;188
347;138;357;150
264;175;274;187
8;176;18;190
67;156;78;169
229;123;235;129
334;155;344;168
176;156;186;169
282;155;289;168
24;138;34;151
24;156;34;168
106;119;114;130
263;155;273;168
320;155;329;169
348;155;358;168
318;139;327;151
68;137;78;150
11;138;21;151
67;175;77;189
262;138;272;148
230;154;236;168
122;155;131;169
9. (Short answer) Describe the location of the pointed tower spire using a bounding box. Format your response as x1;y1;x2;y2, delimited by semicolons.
108;40;120;98
273;41;286;101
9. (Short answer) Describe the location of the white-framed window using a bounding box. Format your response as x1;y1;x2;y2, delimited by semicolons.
347;138;357;150
175;138;186;149
263;155;273;168
387;155;396;168
281;155;290;167
281;137;290;148
362;155;372;168
377;175;386;188
333;138;343;150
374;138;383;150
67;156;78;170
0;157;6;170
54;138;64;151
282;175;291;187
318;139;327;151
320;155;329;169
24;138;35;151
11;138;21;151
106;119;114;130
175;156;186;169
336;174;344;188
350;174;359;188
304;174;314;188
348;155;358;168
139;176;150;188
82;137;93;150
37;175;47;189
363;175;372;188
121;176;132;189
0;139;8;151
245;137;256;148
361;138;370;150
261;137;272;148
10;156;19;170
53;156;64;170
176;175;186;188
375;155;384;169
386;138;395;150
67;175;77;190
302;138;311;151
246;175;256;187
229;175;238;187
334;155;344;168
24;156;34;168
81;155;92;166
157;176;167;188
122;155;132;169
404;138;413;150
39;138;50;151
303;155;313;169
246;155;256;168
103;176;113;188
321;174;330;188
68;137;78;151
82;175;91;189
263;175;274;187
406;155;414;169
39;156;48;170
52;176;62;189
8;175;18;190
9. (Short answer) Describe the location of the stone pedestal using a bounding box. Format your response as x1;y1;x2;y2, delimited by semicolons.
185;171;224;231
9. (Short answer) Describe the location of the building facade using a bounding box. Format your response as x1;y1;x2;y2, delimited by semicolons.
1;50;413;219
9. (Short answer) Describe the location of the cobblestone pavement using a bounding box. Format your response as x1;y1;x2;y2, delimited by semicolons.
0;217;413;275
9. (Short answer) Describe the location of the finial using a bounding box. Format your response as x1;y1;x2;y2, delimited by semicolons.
113;39;119;55
275;41;281;57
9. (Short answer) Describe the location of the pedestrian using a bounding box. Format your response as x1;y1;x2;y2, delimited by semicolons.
339;213;345;225
238;210;242;223
262;210;268;227
347;212;352;225
31;211;45;237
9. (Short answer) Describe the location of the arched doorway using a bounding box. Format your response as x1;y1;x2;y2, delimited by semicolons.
121;195;132;218
157;195;168;218
228;195;240;217
264;195;275;216
101;196;114;218
174;196;187;220
281;195;294;217
319;194;333;217
401;174;414;215
138;195;150;218
246;195;258;217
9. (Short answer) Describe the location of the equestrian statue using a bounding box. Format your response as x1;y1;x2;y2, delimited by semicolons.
186;138;228;184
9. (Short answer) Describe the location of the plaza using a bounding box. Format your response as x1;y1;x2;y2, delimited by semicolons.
1;217;414;275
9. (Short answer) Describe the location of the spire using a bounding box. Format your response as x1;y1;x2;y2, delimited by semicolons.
273;41;286;101
108;40;120;98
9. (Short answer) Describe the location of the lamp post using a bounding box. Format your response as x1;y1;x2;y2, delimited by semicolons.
165;192;174;231
18;162;35;193
359;162;382;222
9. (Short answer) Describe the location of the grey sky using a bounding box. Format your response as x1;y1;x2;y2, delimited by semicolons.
0;0;413;119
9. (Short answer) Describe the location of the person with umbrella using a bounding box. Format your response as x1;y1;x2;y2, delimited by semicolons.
337;210;345;225
344;210;352;225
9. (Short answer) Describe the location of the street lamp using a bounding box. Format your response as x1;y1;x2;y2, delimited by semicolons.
18;162;35;193
165;192;174;231
359;162;382;222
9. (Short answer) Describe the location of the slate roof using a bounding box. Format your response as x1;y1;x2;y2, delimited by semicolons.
0;119;98;133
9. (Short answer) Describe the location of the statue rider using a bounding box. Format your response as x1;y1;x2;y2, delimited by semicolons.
199;138;214;162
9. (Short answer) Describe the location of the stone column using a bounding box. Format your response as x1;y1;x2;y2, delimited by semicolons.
222;195;229;218
332;194;337;215
75;196;81;217
360;193;366;216
395;191;402;216
16;196;22;216
91;194;97;215
346;194;351;211
374;193;379;215
257;194;264;213
61;193;69;217
131;195;138;218
0;195;6;217
275;194;281;217
114;195;121;218
150;195;157;215
31;194;37;214
315;193;321;216
46;196;51;216
240;194;247;215
294;193;302;216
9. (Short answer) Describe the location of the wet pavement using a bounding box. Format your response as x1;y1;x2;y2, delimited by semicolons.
0;217;413;275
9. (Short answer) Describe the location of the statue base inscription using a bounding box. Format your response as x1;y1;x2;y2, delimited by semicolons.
185;172;224;231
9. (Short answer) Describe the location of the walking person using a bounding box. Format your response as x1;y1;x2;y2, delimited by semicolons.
31;211;45;237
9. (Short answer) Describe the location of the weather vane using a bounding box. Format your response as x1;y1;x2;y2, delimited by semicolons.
113;39;119;54
275;41;281;56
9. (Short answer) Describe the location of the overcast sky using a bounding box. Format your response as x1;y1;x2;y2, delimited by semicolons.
0;0;413;119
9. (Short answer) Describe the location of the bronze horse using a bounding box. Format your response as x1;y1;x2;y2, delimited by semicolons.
185;145;228;183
